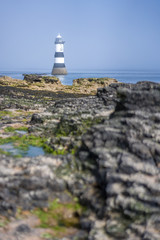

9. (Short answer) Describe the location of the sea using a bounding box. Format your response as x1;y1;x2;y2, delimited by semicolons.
0;69;160;85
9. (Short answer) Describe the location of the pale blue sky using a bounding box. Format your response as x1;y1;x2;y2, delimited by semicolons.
0;0;160;71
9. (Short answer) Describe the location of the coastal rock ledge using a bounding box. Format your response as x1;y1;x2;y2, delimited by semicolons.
0;74;118;95
0;81;160;240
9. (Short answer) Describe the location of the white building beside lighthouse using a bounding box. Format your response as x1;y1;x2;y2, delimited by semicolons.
51;34;67;75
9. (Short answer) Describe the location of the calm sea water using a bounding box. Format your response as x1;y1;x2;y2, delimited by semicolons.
0;69;160;85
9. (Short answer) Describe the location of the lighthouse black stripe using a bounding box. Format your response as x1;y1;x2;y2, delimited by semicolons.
54;63;66;68
55;39;65;44
54;52;64;57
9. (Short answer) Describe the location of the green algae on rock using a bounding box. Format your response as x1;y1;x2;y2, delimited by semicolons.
4;126;28;133
0;135;54;157
34;198;85;238
0;110;15;119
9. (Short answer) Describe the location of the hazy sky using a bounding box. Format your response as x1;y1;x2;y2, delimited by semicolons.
0;0;160;71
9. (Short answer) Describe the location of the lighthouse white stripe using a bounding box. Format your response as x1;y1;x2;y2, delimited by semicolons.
54;58;64;64
56;44;64;52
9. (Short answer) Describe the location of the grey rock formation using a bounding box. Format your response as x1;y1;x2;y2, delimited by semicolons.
0;80;160;240
76;81;160;240
23;74;60;84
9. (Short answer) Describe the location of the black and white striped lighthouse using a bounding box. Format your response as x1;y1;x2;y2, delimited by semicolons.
51;34;67;75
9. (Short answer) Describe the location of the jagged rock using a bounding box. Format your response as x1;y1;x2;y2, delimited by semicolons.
76;81;160;239
30;113;44;124
15;224;31;233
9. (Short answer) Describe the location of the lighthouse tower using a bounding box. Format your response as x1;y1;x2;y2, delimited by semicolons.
51;34;67;75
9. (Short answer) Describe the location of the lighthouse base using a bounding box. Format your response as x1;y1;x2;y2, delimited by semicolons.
51;67;67;75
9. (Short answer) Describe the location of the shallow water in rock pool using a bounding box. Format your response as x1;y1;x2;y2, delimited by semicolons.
0;143;45;157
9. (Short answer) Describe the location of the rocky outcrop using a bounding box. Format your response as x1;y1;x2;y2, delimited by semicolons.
0;76;29;87
0;81;160;240
73;77;117;86
0;75;118;95
75;82;160;240
23;74;61;84
73;77;118;95
23;81;160;239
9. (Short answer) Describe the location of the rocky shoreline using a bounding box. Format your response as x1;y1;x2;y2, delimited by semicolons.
0;76;160;240
0;75;118;95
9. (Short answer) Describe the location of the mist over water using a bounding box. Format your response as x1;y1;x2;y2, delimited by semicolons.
0;69;160;85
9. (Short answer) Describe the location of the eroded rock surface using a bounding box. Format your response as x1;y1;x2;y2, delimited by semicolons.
76;82;160;240
0;81;160;240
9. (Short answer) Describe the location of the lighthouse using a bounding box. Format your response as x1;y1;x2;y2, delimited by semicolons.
51;34;67;75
